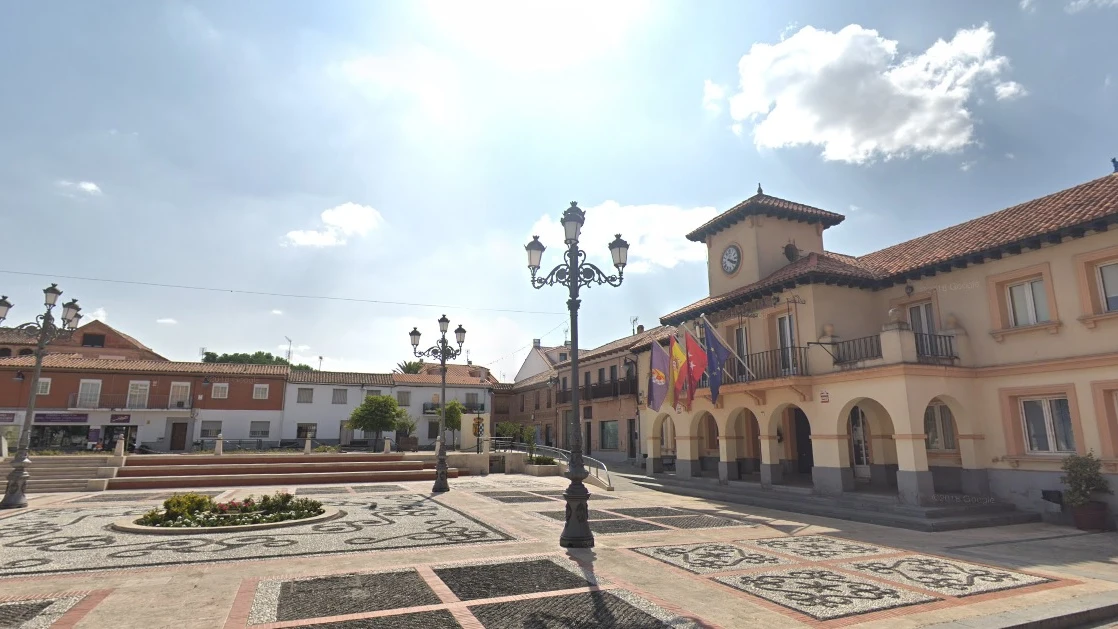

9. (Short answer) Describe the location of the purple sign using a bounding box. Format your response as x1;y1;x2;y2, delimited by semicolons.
0;412;15;423
110;414;132;424
34;413;89;424
88;428;101;442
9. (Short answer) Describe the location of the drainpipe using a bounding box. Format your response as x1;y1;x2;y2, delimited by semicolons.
277;375;288;444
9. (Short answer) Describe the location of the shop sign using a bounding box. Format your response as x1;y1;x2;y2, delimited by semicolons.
35;413;89;424
0;412;15;423
820;391;830;403
110;414;132;424
88;428;101;442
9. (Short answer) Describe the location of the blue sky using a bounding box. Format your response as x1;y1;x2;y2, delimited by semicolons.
0;0;1115;379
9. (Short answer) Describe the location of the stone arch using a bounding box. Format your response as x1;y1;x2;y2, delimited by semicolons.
725;407;761;477
920;394;975;495
920;393;970;435
650;413;677;456
767;402;813;479
692;410;719;476
833;396;898;490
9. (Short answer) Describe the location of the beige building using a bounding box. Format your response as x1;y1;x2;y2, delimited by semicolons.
637;173;1118;519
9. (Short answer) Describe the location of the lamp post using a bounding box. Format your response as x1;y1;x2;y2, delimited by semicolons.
410;315;466;493
0;284;83;509
525;201;629;548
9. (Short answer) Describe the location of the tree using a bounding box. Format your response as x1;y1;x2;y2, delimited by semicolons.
442;400;465;447
347;395;405;442
394;415;418;438
394;360;424;374
202;350;312;371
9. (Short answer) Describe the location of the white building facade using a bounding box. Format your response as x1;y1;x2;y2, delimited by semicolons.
280;371;396;444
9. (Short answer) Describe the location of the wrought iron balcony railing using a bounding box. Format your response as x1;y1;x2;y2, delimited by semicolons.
68;393;194;410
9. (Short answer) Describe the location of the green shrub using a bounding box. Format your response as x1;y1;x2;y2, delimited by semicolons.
1061;452;1113;507
528;455;557;465
162;493;216;519
137;491;323;528
314;445;338;453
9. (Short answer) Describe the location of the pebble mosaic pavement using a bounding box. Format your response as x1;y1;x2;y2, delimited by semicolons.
0;475;1104;628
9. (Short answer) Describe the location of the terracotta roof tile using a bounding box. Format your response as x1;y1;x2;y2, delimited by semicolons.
288;371;394;386
414;362;499;383
0;329;35;345
687;192;845;242
554;326;671;367
0;355;289;375
511;369;556;391
628;326;679;352
392;373;495;387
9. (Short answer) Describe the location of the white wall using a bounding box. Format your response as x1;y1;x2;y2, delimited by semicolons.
514;349;551;383
393;384;493;446
281;383;394;441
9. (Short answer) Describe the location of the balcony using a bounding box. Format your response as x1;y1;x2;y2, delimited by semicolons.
587;378;638;400
833;335;883;364
463;402;486;413
422;402;442;415
915;333;957;362
557;389;572;404
716;348;810;384
69;393;193;411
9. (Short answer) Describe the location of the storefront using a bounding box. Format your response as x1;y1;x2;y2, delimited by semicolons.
28;412;137;451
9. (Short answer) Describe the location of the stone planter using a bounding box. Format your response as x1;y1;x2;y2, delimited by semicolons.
524;464;561;477
1071;501;1108;531
112;507;343;535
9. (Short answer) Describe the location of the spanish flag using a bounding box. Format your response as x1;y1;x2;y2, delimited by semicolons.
669;335;689;411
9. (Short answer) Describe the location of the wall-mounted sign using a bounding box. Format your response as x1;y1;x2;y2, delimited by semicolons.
820;391;830;403
0;412;15;423
34;413;89;424
88;428;101;442
110;414;132;424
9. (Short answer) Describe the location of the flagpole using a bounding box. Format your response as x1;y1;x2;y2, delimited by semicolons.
681;321;734;382
699;313;757;379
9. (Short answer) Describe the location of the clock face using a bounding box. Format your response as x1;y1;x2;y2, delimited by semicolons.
721;245;741;275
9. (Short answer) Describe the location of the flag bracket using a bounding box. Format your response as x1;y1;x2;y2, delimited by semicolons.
742;389;766;405
788;385;811;403
806;341;837;362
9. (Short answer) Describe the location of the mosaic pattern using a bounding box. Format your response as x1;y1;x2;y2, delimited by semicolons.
633;543;791;574
294;487;350;495
589;519;668;534
537;510;621;522
71;491;223;504
470;591;677;628
748;535;891;560
0;596;83;628
275;569;439;621
434;558;592;600
607;507;688;518
286;610;462;628
843;554;1051;597
647;515;750;529
486;495;555;504
352;485;407;493
0;494;513;576
716;568;938;620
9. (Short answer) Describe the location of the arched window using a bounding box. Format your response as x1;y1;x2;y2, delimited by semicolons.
18;349;33;356
0;348;11;358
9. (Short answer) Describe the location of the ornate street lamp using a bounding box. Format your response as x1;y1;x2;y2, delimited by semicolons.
1;284;83;509
525;202;629;548
410;315;466;493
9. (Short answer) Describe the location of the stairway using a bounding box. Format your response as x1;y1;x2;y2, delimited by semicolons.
107;453;463;490
617;472;1040;532
1;455;115;493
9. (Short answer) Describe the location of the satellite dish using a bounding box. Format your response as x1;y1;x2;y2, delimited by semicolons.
783;243;801;262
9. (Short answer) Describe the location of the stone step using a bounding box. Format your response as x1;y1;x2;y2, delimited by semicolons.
122;453;406;467
116;461;425;477
2;479;90;493
620;474;1039;532
5;469;108;479
106;468;461;490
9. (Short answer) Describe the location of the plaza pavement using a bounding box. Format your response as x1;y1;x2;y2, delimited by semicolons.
1;473;1117;628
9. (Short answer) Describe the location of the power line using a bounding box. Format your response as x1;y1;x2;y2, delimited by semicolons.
0;269;564;316
476;319;567;370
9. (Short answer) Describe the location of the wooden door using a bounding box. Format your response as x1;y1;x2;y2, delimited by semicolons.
170;422;188;451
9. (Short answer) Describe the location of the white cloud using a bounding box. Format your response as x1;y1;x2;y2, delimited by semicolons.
271;309;283;315
1005;152;1016;159
960;160;977;171
1019;0;1036;11
720;23;1020;164
284;202;384;247
57;180;102;195
994;81;1028;100
1066;0;1118;12
329;48;459;122
1105;74;1113;89
527;201;717;274
702;80;726;113
87;307;108;323
156;318;177;324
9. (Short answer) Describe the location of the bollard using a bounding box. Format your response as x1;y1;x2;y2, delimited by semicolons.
382;439;391;454
304;437;312;455
1;435;8;460
214;435;224;456
113;439;126;457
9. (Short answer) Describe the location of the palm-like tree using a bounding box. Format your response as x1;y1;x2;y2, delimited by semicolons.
395;360;424;374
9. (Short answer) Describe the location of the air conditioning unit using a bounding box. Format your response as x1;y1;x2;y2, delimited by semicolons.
176;401;185;408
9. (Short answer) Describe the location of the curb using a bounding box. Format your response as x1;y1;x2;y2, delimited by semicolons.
110;507;344;535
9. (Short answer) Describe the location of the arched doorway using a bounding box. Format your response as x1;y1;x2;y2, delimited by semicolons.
839;398;897;492
646;413;677;474
726;408;762;481
694;411;719;477
924;396;963;494
769;404;812;484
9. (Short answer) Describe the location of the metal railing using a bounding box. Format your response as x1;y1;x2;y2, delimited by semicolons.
915;333;956;359
422;402;441;414
556;389;572;404
463;402;486;413
833;335;883;364
492;440;612;489
719;348;809;382
68;393;194;410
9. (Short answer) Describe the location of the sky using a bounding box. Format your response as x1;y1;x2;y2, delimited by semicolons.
0;0;1115;380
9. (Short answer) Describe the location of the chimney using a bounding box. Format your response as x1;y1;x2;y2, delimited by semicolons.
636;324;645;334
564;340;571;348
532;339;541;348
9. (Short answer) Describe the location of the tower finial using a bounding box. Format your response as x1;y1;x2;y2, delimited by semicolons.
1112;157;1117;173
757;182;763;195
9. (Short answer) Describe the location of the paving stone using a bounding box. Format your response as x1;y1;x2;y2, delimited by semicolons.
715;568;938;621
434;558;591;601
276;569;439;621
530;491;567;497
295;487;349;495
71;493;164;503
633;543;791;574
587;493;616;500
288;610;462;628
474;491;536;497
538;510;622;522
841;554;1052;597
605;507;688;518
351;485;407;493
589;519;669;534
747;535;892;560
469;591;671;628
0;599;52;626
488;495;556;504
647;515;751;529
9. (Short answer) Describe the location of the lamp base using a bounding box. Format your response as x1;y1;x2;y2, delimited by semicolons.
559;479;594;548
0;457;30;510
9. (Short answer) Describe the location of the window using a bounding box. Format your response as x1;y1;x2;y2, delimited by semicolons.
534;390;540;410
296;423;317;439
253;384;270;400
583;406;592;420
76;380;101;408
210;383;229;399
367;389;382;397
561;377;568;391
126;381;149;408
249;421;270;438
396;391;411;406
1099;263;1118;312
169;382;191;408
559;352;568;361
519;394;524;412
1021;397;1075;453
0;348;9;357
18;349;32;356
81;333;106;348
427;421;440;439
597;368;605;383
600;420;619;450
36;378;52;395
924;404;957;451
466;392;479;406
609;365;617;382
332;388;348;404
297;388;314;403
584;372;590;388
200;421;222;438
546;388;552;408
1007;279;1050;326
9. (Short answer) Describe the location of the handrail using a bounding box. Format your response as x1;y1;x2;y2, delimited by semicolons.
506;442;612;489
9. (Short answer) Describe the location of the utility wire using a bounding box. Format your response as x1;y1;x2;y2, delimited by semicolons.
0;269;564;316
476;319;568;369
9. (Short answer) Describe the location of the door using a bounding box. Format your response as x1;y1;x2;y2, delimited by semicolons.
339;420;354;446
170;422;188;451
627;418;637;458
545;424;552;447
169;382;191;409
734;327;748;382
126;381;150;409
794;409;812;474
849;406;871;481
777;314;797;374
909;302;935;354
585;422;592;456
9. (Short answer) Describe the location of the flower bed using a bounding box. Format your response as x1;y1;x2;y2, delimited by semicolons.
137;492;324;528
